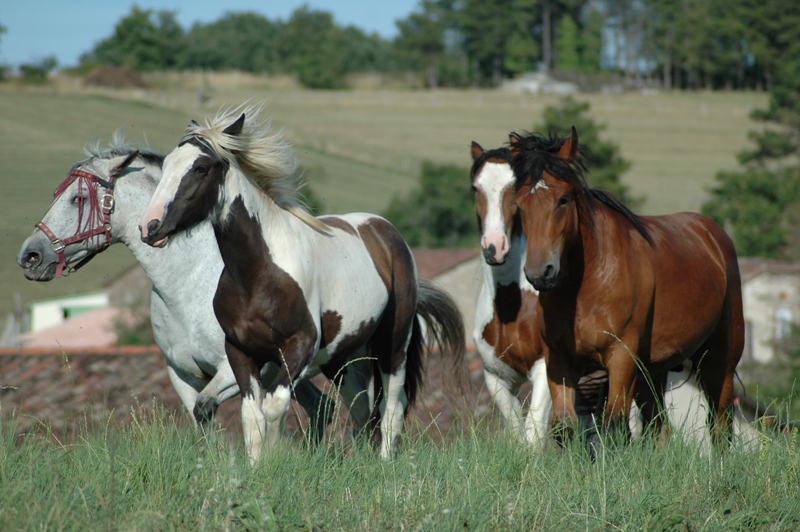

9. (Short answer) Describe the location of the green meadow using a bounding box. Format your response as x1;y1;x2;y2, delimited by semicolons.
1;403;798;530
0;80;766;316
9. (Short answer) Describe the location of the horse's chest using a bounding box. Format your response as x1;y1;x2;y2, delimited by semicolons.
482;320;540;375
213;269;315;354
479;288;541;375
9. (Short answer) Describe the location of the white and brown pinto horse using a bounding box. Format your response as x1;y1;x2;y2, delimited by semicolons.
510;128;744;445
470;142;551;447
139;107;466;461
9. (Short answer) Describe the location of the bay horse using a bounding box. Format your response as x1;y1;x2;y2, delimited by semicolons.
138;106;466;461
16;134;333;441
509;127;744;445
470;141;551;447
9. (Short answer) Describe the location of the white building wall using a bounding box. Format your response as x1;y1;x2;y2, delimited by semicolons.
741;273;800;363
29;292;109;332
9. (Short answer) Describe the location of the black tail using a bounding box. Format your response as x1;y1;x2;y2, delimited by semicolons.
404;278;467;407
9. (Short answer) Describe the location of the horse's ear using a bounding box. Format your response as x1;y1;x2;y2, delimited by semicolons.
558;126;579;162
110;150;139;176
509;133;521;159
470;141;484;161
223;113;245;137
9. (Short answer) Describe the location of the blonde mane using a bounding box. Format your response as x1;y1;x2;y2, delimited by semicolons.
184;104;329;233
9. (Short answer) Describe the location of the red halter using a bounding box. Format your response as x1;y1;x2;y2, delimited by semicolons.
36;169;116;278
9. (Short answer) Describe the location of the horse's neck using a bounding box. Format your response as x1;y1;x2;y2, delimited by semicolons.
480;233;532;301
214;170;309;281
115;167;221;303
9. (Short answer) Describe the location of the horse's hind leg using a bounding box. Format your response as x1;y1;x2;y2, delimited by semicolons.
335;352;380;442
292;379;335;444
166;364;203;426
379;359;408;459
694;297;744;447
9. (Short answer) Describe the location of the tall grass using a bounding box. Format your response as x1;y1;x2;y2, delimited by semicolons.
1;401;798;530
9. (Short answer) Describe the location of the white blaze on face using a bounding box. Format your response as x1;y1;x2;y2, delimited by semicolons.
140;144;203;238
533;180;549;192
475;161;515;262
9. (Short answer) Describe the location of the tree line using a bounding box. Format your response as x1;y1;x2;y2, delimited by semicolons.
76;1;798;91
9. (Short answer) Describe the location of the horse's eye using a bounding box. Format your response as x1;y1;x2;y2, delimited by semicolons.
558;195;571;207
71;195;84;205
196;165;209;175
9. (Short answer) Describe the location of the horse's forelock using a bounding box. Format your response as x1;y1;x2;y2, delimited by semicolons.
183;104;330;234
510;131;587;192
80;130;163;175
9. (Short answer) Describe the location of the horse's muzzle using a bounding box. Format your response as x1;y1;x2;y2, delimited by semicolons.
139;220;169;248
524;262;559;291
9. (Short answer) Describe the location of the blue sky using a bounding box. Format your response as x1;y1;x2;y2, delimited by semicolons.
0;1;419;68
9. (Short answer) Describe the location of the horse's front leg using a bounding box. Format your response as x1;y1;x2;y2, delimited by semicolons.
261;335;316;453
226;340;268;463
524;358;552;448
634;370;668;443
483;370;524;440
545;349;579;446
603;345;638;443
194;362;240;428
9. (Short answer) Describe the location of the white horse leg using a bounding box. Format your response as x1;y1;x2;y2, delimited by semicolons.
484;370;524;440
166;365;201;426
664;361;711;452
379;362;408;460
524;358;552;448
194;364;240;426
261;385;292;453
241;376;267;464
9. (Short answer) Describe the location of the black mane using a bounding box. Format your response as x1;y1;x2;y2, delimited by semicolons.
509;130;652;246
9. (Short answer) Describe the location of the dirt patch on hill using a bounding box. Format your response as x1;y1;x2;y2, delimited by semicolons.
82;65;148;89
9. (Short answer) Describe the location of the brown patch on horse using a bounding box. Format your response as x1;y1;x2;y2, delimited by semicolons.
319;216;357;236
357;217;418;375
320;310;342;349
481;283;542;377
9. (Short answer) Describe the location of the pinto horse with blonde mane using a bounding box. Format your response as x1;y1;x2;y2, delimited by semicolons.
139;107;466;462
509;127;744;445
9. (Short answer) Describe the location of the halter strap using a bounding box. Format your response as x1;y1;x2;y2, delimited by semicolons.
36;168;117;278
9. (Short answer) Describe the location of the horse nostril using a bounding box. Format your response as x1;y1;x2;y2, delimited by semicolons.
21;251;42;268
482;244;496;261
146;219;161;235
543;264;555;281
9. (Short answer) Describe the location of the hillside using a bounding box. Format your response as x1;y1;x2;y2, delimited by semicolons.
0;81;767;318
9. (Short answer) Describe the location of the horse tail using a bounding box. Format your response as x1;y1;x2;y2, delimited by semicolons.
405;278;468;407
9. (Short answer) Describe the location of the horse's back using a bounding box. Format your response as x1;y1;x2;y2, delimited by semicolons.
319;213;417;290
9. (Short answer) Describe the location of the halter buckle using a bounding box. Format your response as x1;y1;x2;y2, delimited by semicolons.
101;193;114;212
51;239;65;253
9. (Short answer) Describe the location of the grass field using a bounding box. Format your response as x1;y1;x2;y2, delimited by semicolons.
1;402;798;530
0;79;767;318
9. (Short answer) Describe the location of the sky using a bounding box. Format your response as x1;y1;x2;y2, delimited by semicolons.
0;1;419;68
